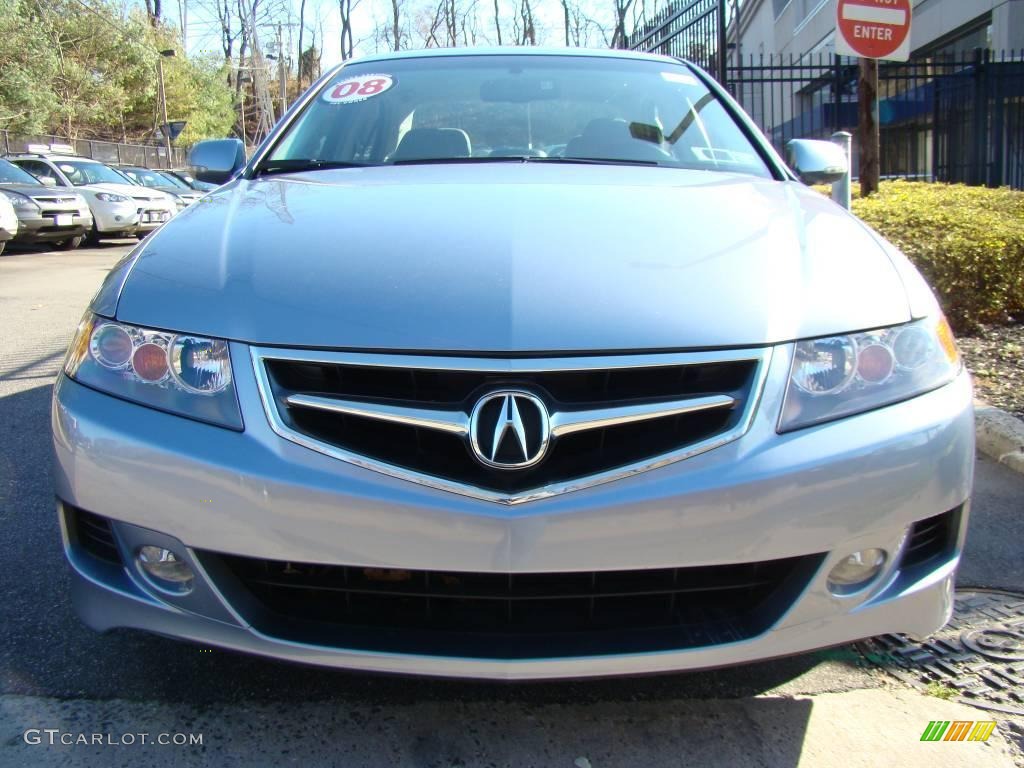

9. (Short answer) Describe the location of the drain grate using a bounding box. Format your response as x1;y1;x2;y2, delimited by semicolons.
858;589;1024;716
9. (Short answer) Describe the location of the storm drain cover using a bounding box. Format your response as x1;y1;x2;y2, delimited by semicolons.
857;589;1024;715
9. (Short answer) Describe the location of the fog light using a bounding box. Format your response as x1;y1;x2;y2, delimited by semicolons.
138;546;193;592
827;548;886;595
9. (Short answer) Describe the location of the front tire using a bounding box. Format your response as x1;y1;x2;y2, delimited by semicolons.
56;235;84;250
84;221;101;246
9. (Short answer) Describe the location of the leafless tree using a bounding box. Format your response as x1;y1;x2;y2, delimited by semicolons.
391;0;403;50
143;0;163;25
339;0;358;60
492;0;502;45
512;0;535;45
611;0;636;48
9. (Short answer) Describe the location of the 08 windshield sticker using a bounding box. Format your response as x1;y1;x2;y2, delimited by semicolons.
322;74;395;104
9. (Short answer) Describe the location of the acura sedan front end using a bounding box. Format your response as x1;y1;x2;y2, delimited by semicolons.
53;48;973;680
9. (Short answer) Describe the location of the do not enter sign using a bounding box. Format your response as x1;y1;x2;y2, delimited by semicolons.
836;0;912;61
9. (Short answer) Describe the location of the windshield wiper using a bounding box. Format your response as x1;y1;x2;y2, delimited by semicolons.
391;156;661;167
255;159;373;176
529;156;662;167
391;156;532;166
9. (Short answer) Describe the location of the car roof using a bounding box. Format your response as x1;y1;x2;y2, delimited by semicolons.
340;46;685;68
9;153;102;163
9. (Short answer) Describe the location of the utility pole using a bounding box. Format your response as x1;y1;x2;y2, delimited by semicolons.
857;57;880;197
277;23;287;121
157;49;176;167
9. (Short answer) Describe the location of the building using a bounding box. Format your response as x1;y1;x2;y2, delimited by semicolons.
733;0;1024;61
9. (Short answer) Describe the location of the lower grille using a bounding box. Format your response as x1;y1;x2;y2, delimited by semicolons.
202;552;823;658
902;507;962;569
66;506;122;566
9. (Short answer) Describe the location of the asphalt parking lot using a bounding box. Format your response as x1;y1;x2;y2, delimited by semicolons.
1;242;1023;766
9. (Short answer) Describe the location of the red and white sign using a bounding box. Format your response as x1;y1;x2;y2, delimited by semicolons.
835;0;912;62
322;74;395;104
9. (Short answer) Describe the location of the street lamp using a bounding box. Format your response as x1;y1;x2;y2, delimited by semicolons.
157;49;176;167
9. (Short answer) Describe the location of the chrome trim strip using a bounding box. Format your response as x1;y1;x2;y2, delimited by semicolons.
548;395;735;438
252;346;765;372
286;394;470;436
251;347;773;506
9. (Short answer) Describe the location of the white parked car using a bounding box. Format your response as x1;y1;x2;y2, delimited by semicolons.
7;150;177;242
0;191;17;255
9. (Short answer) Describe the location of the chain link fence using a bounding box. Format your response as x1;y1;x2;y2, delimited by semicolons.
0;130;187;168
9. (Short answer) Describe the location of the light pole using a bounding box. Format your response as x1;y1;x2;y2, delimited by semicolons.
157;49;176;167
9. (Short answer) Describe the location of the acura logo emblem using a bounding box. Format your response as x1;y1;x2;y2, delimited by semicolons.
469;391;550;469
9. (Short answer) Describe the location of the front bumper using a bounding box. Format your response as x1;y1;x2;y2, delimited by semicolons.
52;343;975;679
91;202;140;234
12;214;91;243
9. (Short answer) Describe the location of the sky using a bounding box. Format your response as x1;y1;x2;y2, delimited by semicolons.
157;0;626;71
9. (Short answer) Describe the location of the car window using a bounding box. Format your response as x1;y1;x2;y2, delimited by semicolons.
0;159;43;185
15;160;63;185
265;55;771;178
155;171;189;189
57;161;133;186
123;168;166;187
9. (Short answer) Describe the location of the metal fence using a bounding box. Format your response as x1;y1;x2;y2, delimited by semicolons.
0;130;187;168
626;0;727;83
726;49;1024;189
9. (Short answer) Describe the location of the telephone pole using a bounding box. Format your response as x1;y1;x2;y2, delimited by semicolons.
857;57;880;197
277;23;287;120
157;49;176;167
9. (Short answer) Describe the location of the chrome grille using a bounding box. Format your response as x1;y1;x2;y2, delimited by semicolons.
253;348;771;504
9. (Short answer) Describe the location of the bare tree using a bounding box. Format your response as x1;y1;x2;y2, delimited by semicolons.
391;0;403;50
143;0;163;25
513;0;536;45
339;0;358;60
492;0;502;45
611;0;635;48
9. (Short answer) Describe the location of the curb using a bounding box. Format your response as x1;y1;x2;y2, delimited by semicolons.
975;401;1024;474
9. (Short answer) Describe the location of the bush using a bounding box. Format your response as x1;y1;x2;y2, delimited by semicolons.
845;181;1024;333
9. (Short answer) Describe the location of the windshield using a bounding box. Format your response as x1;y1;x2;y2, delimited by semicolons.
57;161;133;186
0;159;43;185
123;168;169;188
155;171;190;189
265;55;770;177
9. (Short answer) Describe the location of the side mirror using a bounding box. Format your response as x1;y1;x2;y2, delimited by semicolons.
786;139;848;185
38;176;57;187
188;138;246;185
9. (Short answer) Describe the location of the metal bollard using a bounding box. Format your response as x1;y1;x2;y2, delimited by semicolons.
831;131;853;210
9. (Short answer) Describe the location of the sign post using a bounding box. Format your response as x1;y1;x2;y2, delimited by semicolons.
834;0;913;196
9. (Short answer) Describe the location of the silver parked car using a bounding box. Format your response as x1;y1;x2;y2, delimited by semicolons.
54;49;973;680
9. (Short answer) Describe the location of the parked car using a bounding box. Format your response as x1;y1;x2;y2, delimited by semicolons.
115;165;202;210
0;192;15;255
161;169;217;192
55;49;972;681
0;158;92;250
7;150;176;242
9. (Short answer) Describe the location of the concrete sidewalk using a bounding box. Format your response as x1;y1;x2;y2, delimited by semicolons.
1;688;1021;767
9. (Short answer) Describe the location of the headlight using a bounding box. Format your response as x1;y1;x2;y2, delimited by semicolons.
1;190;39;212
779;316;961;432
63;313;242;429
95;192;130;202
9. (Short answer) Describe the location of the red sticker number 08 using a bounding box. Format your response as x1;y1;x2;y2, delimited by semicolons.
323;75;394;104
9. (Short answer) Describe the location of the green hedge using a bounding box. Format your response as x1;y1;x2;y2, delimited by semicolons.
841;181;1024;332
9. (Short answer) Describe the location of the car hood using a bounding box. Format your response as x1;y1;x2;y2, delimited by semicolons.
110;165;920;351
84;183;161;200
0;182;74;201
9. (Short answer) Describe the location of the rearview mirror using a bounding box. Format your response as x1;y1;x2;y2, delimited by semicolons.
38;176;57;187
786;139;848;185
188;138;246;185
480;77;561;103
